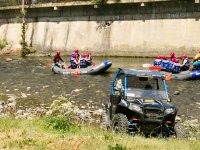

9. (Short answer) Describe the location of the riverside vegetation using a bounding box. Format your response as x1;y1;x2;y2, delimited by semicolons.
0;94;199;150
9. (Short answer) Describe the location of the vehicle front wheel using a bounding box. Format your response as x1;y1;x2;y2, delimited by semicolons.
111;113;128;134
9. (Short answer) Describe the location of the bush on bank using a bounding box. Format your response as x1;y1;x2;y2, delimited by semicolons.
0;39;8;50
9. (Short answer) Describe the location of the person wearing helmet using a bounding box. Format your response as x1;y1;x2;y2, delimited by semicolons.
192;57;200;70
171;59;180;73
161;56;170;70
170;52;177;61
70;49;80;69
153;56;162;66
193;51;200;62
79;54;87;68
70;53;80;69
180;54;190;71
85;51;93;66
165;57;176;72
53;50;65;68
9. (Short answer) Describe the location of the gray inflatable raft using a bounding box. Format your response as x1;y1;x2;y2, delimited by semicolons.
52;60;112;75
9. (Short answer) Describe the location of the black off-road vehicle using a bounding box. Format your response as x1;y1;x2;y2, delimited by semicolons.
101;68;178;137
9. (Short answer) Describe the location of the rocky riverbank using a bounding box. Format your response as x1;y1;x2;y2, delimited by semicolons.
0;89;199;140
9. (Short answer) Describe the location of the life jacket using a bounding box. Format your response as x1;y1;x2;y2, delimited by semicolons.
153;59;162;66
71;60;77;69
166;61;174;72
86;56;92;66
54;55;61;63
183;58;190;67
161;60;169;69
172;63;180;73
80;57;87;68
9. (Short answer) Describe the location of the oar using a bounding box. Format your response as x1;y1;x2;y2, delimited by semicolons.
165;74;172;81
74;64;79;75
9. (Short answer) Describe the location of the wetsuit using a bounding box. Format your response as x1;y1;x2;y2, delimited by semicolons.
181;58;190;71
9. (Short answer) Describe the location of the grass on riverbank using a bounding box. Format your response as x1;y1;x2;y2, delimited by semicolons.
0;117;199;150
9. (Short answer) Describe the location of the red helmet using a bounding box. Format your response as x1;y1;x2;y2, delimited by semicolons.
74;49;79;53
170;52;175;57
156;56;161;59
182;54;187;59
81;54;86;58
72;54;77;58
56;50;60;55
163;56;168;60
175;59;179;63
87;51;91;56
171;58;176;62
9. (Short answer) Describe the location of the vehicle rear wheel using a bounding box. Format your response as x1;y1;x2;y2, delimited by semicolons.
111;113;128;134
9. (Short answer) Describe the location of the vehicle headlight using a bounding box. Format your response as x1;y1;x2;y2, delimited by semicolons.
129;104;143;114
165;108;174;114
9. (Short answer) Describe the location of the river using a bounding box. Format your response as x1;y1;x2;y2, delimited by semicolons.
0;56;199;121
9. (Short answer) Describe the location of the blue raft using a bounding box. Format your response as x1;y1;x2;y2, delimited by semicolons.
52;60;112;75
160;70;200;80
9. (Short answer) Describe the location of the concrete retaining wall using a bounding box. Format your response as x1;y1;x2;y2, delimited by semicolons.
0;0;200;57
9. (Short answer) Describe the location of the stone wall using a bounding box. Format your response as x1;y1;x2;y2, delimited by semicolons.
0;0;200;57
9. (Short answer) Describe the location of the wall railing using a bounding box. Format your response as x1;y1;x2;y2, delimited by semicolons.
0;0;77;7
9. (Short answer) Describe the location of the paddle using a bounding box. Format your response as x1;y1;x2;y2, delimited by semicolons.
165;74;172;81
74;55;80;76
74;65;79;75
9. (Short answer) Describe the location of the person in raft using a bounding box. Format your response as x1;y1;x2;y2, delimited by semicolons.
170;52;177;61
180;54;190;71
53;50;65;68
166;57;176;72
171;58;181;74
153;56;162;67
161;55;170;70
79;54;88;68
192;57;200;70
85;51;93;66
70;49;80;69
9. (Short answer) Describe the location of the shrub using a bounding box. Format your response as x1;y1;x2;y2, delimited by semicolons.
45;116;80;133
20;23;30;57
0;39;8;50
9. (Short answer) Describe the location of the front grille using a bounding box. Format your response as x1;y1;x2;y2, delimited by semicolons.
144;108;163;120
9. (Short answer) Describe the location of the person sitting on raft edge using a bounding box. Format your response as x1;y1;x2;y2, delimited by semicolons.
70;49;80;69
171;58;180;74
170;52;177;61
85;51;93;66
79;54;87;68
161;55;170;70
153;56;162;67
180;54;190;71
53;50;65;68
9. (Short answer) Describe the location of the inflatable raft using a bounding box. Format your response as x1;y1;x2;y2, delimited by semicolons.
52;60;112;75
160;70;200;80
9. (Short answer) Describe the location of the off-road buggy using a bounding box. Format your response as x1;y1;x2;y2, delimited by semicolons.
101;68;178;137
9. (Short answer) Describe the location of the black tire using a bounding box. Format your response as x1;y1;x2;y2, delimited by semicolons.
111;113;128;134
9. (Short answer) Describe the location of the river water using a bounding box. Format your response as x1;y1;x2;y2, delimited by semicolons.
0;56;199;120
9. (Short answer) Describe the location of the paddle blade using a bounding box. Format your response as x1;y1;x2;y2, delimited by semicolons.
74;68;79;75
165;74;171;81
149;66;162;71
143;64;152;68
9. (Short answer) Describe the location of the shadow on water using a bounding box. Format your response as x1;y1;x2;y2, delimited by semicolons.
0;56;199;120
